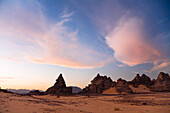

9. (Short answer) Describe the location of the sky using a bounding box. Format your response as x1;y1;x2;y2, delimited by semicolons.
0;0;169;91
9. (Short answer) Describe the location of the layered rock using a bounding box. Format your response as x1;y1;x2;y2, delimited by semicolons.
116;78;132;94
45;74;72;95
151;72;170;92
130;74;152;87
81;74;114;94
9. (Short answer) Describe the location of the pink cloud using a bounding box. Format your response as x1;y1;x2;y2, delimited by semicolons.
0;1;113;68
105;16;161;66
149;61;170;73
0;77;14;79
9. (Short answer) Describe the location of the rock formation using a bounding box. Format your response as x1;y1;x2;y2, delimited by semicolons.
69;86;82;93
28;90;43;95
81;74;114;94
130;74;152;87
45;74;72;95
0;89;14;94
151;72;170;92
116;78;132;94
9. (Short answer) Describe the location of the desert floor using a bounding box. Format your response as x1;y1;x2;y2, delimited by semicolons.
0;92;170;113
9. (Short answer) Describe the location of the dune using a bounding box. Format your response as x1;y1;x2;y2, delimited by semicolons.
129;85;151;93
102;87;119;94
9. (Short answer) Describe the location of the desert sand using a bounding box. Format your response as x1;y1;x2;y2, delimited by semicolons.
0;92;170;113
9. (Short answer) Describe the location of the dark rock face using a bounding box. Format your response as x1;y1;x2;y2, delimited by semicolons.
45;74;72;95
151;72;170;92
116;78;132;94
81;74;114;94
28;90;43;95
157;72;169;81
130;74;152;87
0;89;14;94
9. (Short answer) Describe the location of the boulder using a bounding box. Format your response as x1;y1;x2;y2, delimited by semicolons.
45;74;72;95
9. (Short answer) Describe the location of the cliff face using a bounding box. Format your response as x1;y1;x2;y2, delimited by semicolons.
116;78;132;94
45;74;72;95
150;72;170;92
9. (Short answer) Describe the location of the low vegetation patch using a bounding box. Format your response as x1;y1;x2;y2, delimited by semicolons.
114;107;120;111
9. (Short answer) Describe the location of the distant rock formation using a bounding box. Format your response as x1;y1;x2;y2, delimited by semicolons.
151;72;170;92
5;89;43;94
81;74;114;94
28;90;43;95
45;74;72;95
0;89;14;94
130;74;152;87
69;86;82;93
116;78;132;94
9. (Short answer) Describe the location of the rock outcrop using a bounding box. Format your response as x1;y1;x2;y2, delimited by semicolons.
0;89;14;94
28;90;43;95
45;74;72;95
81;74;114;94
151;72;170;92
130;74;152;87
116;78;132;94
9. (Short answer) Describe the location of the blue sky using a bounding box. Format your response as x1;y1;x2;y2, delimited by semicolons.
0;0;169;90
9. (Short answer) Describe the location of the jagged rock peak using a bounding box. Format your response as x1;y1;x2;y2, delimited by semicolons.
117;78;126;82
45;74;72;95
157;72;169;81
151;72;170;92
131;74;152;87
134;74;140;80
81;73;114;94
91;73;112;84
54;74;66;87
116;78;132;94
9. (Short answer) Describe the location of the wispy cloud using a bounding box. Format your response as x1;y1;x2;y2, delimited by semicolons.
61;11;75;18
60;8;75;18
0;1;112;68
145;61;170;73
0;76;14;83
0;77;14;79
117;64;126;67
105;16;161;66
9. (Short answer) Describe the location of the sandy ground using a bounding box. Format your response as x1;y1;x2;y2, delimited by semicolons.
0;92;170;113
129;85;151;93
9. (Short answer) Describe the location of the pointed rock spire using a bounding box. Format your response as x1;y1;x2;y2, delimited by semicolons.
45;74;72;95
54;74;66;87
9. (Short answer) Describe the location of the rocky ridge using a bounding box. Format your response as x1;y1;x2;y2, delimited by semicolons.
81;72;170;94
